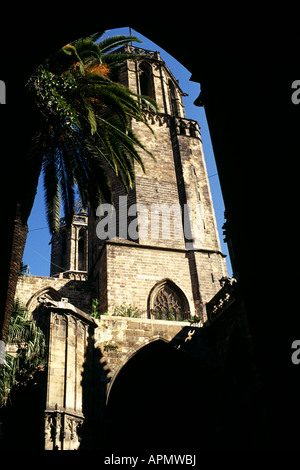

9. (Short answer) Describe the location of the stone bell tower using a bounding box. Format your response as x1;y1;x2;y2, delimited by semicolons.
50;207;88;280
88;46;228;322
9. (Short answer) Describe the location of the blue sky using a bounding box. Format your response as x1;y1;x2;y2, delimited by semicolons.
22;27;232;277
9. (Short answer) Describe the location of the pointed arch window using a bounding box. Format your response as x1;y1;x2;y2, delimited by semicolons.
179;121;186;135
189;124;197;138
78;227;87;271
168;79;179;116
148;279;190;320
139;61;155;100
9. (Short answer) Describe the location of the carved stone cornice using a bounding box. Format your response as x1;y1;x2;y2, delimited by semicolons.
44;408;84;450
206;277;238;322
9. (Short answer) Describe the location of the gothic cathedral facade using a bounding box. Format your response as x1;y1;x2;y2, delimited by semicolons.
84;45;228;323
13;46;230;450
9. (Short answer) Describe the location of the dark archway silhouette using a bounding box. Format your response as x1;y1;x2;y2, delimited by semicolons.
2;15;299;449
105;339;212;452
220;327;265;449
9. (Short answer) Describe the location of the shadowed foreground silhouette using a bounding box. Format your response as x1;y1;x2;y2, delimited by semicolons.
104;339;212;452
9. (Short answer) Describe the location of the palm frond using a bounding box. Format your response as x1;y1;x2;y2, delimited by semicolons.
27;32;159;234
57;143;76;227
74;39;102;67
61;44;85;74
80;95;98;134
42;145;61;233
86;30;107;43
139;94;159;114
97;35;142;54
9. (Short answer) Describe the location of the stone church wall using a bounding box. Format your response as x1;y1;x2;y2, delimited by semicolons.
93;240;226;320
15;275;96;314
94;315;188;390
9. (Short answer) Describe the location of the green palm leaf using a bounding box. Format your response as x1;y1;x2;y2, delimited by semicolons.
26;32;158;233
96;34;142;54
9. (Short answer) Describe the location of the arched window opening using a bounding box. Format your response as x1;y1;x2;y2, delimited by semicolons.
148;279;190;320
78;227;87;271
179;122;186;135
189;124;196;138
168;79;179;116
139;61;155;100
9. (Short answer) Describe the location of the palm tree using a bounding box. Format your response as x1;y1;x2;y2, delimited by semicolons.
27;33;157;232
0;300;46;407
1;32;158;351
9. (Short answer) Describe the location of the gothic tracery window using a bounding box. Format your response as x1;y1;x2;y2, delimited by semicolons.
149;280;189;320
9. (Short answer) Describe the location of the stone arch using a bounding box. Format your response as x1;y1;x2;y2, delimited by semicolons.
26;286;63;335
106;335;170;403
147;278;190;320
26;286;62;313
105;337;206;450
